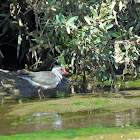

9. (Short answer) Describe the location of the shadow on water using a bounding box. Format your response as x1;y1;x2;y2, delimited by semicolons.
0;104;140;135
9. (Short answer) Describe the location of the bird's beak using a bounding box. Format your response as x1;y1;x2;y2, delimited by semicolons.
64;71;69;74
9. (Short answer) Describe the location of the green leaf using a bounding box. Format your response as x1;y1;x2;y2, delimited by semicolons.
32;38;43;45
125;45;130;50
74;40;81;45
72;57;76;60
42;44;49;48
92;28;98;32
128;26;134;32
121;45;125;51
12;0;17;7
50;0;56;5
110;15;115;19
102;21;107;26
55;46;61;53
29;45;39;51
59;13;66;24
122;27;133;36
126;22;135;28
84;16;91;25
67;22;77;29
129;37;138;41
116;36;122;40
120;52;125;56
83;25;90;30
106;34;112;39
98;35;106;40
102;75;108;81
67;16;78;23
90;9;98;17
114;63;119;69
105;24;113;30
57;45;62;48
56;15;59;22
134;22;140;32
60;55;66;66
110;32;118;37
66;26;70;34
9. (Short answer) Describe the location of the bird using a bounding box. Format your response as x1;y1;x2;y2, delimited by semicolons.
19;65;69;99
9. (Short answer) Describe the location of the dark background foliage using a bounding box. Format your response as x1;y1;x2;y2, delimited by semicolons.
0;0;140;84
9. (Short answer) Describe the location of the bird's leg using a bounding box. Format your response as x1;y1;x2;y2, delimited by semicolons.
38;88;45;99
38;89;42;99
40;88;45;99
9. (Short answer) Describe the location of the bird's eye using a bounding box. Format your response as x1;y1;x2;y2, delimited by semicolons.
60;68;64;71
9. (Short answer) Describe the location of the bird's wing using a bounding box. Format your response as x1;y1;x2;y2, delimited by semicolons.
29;71;59;86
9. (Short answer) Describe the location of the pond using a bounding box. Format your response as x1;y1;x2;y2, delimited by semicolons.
0;101;140;135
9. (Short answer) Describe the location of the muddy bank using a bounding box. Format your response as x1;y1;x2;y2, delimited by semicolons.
8;96;140;117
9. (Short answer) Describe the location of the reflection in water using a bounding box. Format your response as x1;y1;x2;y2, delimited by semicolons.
0;108;140;135
59;108;140;129
27;112;63;130
114;108;139;127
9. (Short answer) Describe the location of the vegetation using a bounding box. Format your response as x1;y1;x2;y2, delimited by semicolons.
0;0;140;85
0;126;140;140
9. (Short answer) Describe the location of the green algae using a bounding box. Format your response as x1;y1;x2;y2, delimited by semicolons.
39;118;56;123
72;102;86;106
0;126;139;140
72;98;110;106
47;103;59;106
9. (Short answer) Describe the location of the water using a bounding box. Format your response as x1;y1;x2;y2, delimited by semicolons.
0;103;140;135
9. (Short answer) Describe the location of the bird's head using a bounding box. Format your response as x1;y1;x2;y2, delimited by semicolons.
52;66;69;76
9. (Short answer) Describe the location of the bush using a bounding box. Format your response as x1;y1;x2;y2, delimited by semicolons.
0;0;140;84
